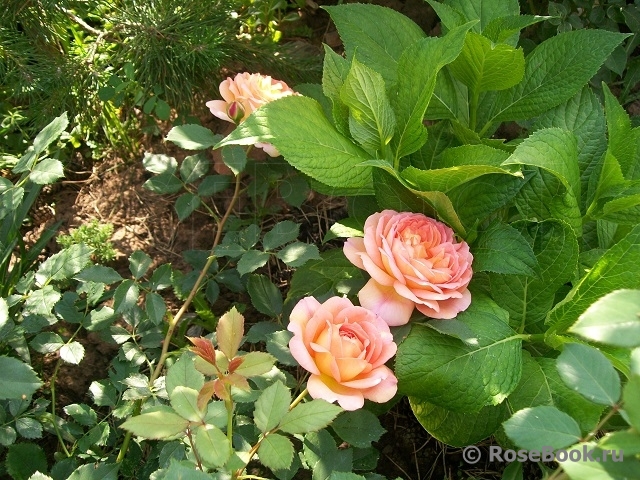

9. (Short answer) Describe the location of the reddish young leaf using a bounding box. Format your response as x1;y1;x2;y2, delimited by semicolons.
198;380;217;411
187;336;217;366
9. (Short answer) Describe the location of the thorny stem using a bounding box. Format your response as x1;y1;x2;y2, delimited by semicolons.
186;427;204;471
234;388;310;479
117;173;243;464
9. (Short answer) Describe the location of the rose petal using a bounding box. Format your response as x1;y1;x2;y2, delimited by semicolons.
362;366;398;403
358;279;415;326
416;288;472;319
308;374;364;411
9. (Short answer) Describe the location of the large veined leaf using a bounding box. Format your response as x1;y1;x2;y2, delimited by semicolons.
340;59;396;154
506;351;553;412
547;223;640;334
396;295;522;412
479;29;628;130
487;219;579;333
410;397;508;446
392;22;473;161
602;83;640;180
442;0;520;33
472;222;538;276
216;96;372;192
324;4;426;85
401;164;521;193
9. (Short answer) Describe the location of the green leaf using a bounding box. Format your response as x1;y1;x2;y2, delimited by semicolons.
180;154;209;184
195;425;231;468
599;430;640;456
29;158;64;184
129;250;152;279
233;351;276;377
166;353;204;396
216;96;372;192
506;351;553;412
67;463;119;480
166;124;221;150
32;112;68;156
30;332;64;354
401;163;521;193
35;243;93;286
483;14;549;45
120;410;189;439
174;192;201;221
163;462;212;479
331;410;385;448
145;292;166;325
410;397;508;447
247;274;283;317
5;443;48;480
0;356;42;399
488;219;579;333
221;145;247;175
113;279;139;314
340;58;395;154
170;386;204;422
560;442;640;479
60;341;85;364
623;377;640;431
155;98;171;120
279;400;343;434
569;289;640;347
263;220;300;251
15;417;42;439
143;153;178;174
443;0;519;32
303;429;353;480
503;406;581;450
548;224;640;334
254;381;291;432
556;343;620;406
472;222;538;276
482;29;628;127
449;32;525;94
197;175;231;196
396;295;522;412
277;242;320;267
602;83;640;180
324;3;426;85
392;22;473;160
258;433;294;471
217;307;244;360
64;403;98;426
237;250;270;276
23;285;61;316
143;173;182;194
75;265;123;284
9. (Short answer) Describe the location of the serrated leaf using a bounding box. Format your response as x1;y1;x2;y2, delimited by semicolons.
195;425;231;468
556;343;620;406
569;289;640;347
129;250;152;279
166;124;220;150
254;381;291;432
32;112;69;156
560;442;640;479
113;279;139;314
503;406;582;450
174;192;201;221
35;243;93;286
237;250;270;276
143;173;183;194
247;274;283;317
482;29;628;127
279;399;343;434
60;341;85;365
198;174;231;196
216;96;372;191
180;154;209;184
217;307;244;360
67;462;120;480
331;409;385;448
277;242;320;267
548;224;640;334
145;292;166;325
142;152;177;174
120;410;189;439
5;443;48;480
258;433;294;471
64;404;98;426
473;222;537;276
15;417;43;439
170;386;204;422
233;351;276;377
30;332;64;354
324;4;426;85
303;429;353;480
29;158;64;185
410;397;508;447
75;265;123;284
221;145;247;175
263;220;300;250
0;357;42;400
166;353;205;396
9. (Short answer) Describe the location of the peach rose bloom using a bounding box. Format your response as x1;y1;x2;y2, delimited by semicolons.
344;210;473;326
206;72;295;157
288;296;398;411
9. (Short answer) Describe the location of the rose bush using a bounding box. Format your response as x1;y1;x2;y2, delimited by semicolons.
206;72;295;157
288;296;398;410
344;210;473;326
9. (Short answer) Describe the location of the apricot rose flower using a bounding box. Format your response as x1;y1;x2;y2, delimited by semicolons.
206;72;295;157
344;210;473;326
288;296;397;411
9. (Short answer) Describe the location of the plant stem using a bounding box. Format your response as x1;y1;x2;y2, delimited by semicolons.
289;387;308;411
50;358;72;458
225;395;234;443
149;172;243;384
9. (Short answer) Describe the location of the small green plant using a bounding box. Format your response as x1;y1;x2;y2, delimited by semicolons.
57;219;117;263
